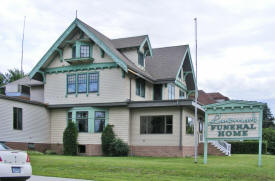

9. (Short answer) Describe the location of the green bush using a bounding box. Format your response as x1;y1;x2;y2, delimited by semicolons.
263;128;275;154
110;138;129;156
101;124;129;156
63;121;78;155
228;141;267;154
45;150;57;155
101;124;116;156
27;150;44;155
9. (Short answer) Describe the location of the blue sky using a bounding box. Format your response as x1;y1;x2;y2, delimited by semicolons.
0;0;274;115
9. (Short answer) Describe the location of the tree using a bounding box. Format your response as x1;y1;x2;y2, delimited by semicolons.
0;73;5;94
63;121;78;155
101;124;115;156
5;68;25;83
263;104;275;128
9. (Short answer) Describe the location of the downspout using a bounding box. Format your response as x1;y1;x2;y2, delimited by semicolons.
179;107;183;150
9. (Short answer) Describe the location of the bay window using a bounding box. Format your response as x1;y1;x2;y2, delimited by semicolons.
140;115;173;134
94;111;105;133
76;111;88;132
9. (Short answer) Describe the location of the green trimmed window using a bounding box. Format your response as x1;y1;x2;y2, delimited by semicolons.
78;74;87;93
140;115;173;134
179;90;185;99
168;83;175;100
76;111;88;132
88;73;99;92
72;46;76;58
80;45;90;58
136;78;145;97
68;112;72;122
138;52;144;66
186;117;194;134
94;111;105;133
67;74;76;93
13;107;22;130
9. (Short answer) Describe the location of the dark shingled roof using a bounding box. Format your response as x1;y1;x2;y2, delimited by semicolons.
207;92;229;101
190;90;230;105
145;45;188;81
112;35;148;49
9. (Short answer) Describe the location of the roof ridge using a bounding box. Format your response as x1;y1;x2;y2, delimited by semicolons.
112;35;148;40
153;44;189;50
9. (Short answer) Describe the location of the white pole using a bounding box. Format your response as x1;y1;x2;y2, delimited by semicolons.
20;16;26;76
194;17;198;163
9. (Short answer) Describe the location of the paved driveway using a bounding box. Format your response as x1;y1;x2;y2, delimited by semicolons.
28;175;92;181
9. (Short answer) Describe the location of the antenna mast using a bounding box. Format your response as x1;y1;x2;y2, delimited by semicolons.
20;16;26;76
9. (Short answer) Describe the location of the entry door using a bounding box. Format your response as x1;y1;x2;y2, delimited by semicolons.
153;84;162;100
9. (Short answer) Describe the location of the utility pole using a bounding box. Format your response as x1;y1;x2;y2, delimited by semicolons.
194;17;198;163
20;16;26;76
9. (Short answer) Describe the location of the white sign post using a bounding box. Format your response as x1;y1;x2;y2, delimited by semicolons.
203;101;264;167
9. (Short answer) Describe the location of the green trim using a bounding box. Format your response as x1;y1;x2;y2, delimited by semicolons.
38;71;45;84
203;100;265;109
175;79;187;91
175;47;196;91
100;48;105;58
139;36;153;56
29;20;77;78
65;57;94;64
55;48;63;62
45;62;118;74
187;90;195;98
75;20;128;72
68;107;109;134
183;71;192;80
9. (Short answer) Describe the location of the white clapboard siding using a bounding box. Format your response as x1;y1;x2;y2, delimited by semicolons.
130;107;200;147
0;98;50;143
30;86;44;102
45;68;130;105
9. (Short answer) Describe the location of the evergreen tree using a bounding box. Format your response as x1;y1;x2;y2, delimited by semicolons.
263;104;275;128
63;121;78;155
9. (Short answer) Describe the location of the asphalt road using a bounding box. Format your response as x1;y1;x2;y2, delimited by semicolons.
28;176;92;181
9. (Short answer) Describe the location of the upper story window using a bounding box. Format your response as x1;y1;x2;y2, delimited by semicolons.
140;115;173;134
94;111;105;133
136;78;145;97
179;90;185;99
76;111;88;132
138;52;144;66
88;73;99;92
67;74;76;93
13;107;22;130
78;74;87;93
186;117;194;135
168;83;175;100
80;45;90;58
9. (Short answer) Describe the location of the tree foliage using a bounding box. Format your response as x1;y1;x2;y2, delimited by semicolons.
263;104;275;128
4;68;25;83
63;121;78;155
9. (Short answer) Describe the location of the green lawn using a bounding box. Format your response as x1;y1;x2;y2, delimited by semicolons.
30;154;275;181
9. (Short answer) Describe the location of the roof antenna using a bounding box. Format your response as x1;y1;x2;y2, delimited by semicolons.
20;16;26;76
75;10;78;19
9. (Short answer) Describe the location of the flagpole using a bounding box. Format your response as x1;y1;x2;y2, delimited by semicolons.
21;16;26;76
194;17;198;163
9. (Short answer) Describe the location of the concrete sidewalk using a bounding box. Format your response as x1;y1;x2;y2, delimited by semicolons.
28;175;93;181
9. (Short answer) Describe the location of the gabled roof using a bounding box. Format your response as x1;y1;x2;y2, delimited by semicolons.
203;100;265;110
3;76;43;87
112;35;148;49
207;92;229;101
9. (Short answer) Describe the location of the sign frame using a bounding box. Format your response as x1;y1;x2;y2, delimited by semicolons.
203;100;265;167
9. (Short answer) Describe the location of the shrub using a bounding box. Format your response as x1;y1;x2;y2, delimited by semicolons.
228;141;267;154
263;128;275;154
27;150;44;155
63;121;78;155
45;150;57;155
101;124;116;156
101;124;129;156
110;138;129;156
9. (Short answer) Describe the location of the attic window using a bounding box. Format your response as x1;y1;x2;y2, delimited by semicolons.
72;46;76;58
80;45;90;58
138;52;144;66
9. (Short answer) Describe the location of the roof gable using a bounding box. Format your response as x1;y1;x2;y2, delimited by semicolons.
29;18;129;79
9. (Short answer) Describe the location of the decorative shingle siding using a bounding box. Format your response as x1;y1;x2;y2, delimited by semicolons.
0;98;50;143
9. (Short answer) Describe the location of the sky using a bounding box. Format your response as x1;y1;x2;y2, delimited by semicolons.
0;0;275;115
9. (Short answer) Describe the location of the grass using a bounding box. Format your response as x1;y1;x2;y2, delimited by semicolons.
30;154;275;181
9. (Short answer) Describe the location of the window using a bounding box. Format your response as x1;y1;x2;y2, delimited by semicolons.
186;117;194;134
78;74;87;93
67;74;76;93
168;84;175;99
76;111;88;132
94;111;105;133
78;145;86;153
13;107;22;130
72;46;76;58
138;52;144;66
88;73;99;92
68;112;72;123
140;115;173;134
80;45;90;58
136;78;145;97
179;90;185;99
